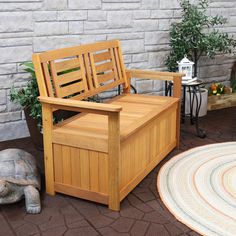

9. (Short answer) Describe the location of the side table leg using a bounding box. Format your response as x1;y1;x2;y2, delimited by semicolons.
181;86;186;123
192;85;206;138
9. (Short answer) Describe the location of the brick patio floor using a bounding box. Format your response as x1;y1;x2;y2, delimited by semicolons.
0;107;235;236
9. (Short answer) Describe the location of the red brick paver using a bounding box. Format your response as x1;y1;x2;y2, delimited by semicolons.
0;107;235;236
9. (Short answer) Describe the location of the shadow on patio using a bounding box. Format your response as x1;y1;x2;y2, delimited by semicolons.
0;107;235;236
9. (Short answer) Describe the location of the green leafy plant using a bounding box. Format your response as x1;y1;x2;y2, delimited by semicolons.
10;62;102;130
10;62;42;129
166;0;236;77
230;62;236;92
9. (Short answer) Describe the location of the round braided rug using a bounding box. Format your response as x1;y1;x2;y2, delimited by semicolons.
158;142;236;236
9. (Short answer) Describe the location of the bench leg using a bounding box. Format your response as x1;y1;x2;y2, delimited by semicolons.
42;104;55;195
108;113;120;211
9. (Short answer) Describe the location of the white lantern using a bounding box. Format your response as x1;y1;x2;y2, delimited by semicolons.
177;56;194;81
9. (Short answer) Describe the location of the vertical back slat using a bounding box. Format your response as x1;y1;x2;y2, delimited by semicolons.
83;53;94;90
109;48;119;81
78;55;89;92
117;43;128;87
42;62;54;97
32;54;48;97
114;48;123;81
49;61;61;97
89;53;99;88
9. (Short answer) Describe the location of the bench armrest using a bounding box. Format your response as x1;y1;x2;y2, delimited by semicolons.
126;69;184;98
38;96;122;115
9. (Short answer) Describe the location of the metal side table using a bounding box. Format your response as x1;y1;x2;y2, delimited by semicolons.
165;80;206;138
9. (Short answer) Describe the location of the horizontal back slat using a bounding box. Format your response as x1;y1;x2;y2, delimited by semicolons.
97;71;115;83
94;51;111;63
39;40;119;63
57;70;83;86
55;58;80;73
34;40;128;100
59;81;85;98
95;61;113;74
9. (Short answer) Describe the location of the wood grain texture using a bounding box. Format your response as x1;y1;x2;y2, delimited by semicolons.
42;103;55;195
119;107;177;200
108;112;120;210
32;40;182;210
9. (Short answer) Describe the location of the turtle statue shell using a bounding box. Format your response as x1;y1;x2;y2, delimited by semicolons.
0;149;41;214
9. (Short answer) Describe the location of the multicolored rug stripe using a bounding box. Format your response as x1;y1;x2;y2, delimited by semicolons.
158;142;236;236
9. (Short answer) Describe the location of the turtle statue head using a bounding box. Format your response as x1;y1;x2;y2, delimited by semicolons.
0;180;10;197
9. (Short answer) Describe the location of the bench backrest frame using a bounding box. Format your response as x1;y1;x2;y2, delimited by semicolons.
32;40;129;100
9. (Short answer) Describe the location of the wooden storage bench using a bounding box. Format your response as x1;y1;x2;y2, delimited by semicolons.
32;40;183;210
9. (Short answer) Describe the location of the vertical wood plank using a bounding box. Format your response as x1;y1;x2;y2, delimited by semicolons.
49;61;60;97
53;144;62;183
80;149;90;190
78;55;89;92
150;122;157;161
62;146;71;185
114;48;122;81
123;71;131;94
32;54;48;97
173;76;182;99
109;48;119;81
83;53;94;90
173;75;182;148
42;62;54;97
120;143;127;189
71;147;81;187
156;120;161;155
171;111;177;143
89;53;99;88
99;153;108;194
89;151;99;192
42;103;55;195
108;112;120;211
117;42;128;87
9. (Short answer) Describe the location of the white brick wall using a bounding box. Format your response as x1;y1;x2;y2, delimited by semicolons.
0;0;236;141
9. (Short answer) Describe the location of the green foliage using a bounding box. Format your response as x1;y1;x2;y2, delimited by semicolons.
166;0;236;77
10;62;42;129
10;63;102;130
230;62;236;92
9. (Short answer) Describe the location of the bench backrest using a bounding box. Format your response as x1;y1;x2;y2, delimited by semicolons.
32;40;128;100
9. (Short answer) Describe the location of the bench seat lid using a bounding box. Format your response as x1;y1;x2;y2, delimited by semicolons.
52;94;179;153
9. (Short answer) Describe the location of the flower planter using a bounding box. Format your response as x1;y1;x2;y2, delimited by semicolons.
207;93;236;111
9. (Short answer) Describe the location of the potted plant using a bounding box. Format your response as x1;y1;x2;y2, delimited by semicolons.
207;82;236;110
166;0;236;77
10;62;44;150
10;62;79;150
166;0;236;116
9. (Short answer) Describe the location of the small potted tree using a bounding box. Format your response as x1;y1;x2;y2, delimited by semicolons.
166;0;236;115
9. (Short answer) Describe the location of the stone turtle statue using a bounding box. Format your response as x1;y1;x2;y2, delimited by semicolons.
0;149;41;214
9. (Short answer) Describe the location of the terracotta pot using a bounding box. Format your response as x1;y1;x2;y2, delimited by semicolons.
24;107;43;151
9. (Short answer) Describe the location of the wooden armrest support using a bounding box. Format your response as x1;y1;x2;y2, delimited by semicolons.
126;69;184;81
126;69;183;99
126;69;185;81
38;96;122;115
